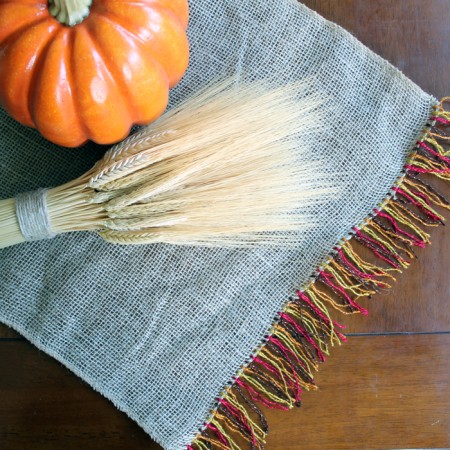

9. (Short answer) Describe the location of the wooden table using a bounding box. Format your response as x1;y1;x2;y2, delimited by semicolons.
1;1;450;449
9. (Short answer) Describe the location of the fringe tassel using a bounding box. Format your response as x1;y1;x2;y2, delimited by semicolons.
189;99;450;450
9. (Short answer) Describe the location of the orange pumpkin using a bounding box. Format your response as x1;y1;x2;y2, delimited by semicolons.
0;0;189;147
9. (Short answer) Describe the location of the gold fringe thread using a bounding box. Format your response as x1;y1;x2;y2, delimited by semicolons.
189;99;450;450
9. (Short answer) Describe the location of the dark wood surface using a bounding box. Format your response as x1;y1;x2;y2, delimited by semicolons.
1;1;450;449
0;340;153;450
266;334;450;450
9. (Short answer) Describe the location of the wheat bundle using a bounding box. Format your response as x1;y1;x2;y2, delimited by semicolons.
0;79;332;250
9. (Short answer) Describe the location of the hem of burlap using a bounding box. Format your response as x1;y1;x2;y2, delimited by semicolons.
188;98;450;450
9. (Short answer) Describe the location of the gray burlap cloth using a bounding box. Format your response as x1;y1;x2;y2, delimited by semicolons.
0;1;437;449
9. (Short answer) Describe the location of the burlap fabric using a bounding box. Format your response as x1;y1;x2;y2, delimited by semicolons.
0;1;435;449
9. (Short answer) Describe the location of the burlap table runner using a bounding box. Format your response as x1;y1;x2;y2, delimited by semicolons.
1;1;449;449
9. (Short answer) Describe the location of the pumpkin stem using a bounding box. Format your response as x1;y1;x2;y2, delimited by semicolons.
49;0;92;26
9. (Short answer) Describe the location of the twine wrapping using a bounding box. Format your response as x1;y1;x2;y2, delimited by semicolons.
15;189;56;242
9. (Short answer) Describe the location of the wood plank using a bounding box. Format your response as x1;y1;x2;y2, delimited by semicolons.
302;0;450;99
0;324;22;339
0;340;160;450
1;335;449;449
266;333;450;449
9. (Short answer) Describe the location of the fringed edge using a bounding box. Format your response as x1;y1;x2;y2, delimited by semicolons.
188;98;450;450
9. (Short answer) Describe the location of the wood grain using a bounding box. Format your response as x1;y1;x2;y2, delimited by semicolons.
2;335;449;450
0;340;158;450
302;0;450;99
1;1;450;450
0;324;21;339
265;334;450;450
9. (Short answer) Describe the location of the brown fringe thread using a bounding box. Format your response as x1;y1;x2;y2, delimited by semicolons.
188;99;450;450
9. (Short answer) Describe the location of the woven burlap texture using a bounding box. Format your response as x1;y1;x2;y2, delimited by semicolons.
0;1;435;449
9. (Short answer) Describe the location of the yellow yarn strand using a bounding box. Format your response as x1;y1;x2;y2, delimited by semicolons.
308;281;356;315
256;348;305;398
367;220;415;260
409;154;450;180
302;290;344;346
341;240;397;278
428;103;450;141
335;243;394;287
270;328;316;380
259;334;311;375
286;303;327;343
286;304;335;353
301;290;342;342
241;370;292;407
226;391;266;440
403;177;450;210
194;436;219;450
273;324;318;377
383;204;431;244
397;184;445;223
213;411;255;446
436;99;450;120
247;361;292;403
327;261;375;297
211;418;242;450
363;225;410;269
424;135;450;155
244;366;289;400
368;212;417;249
390;199;441;227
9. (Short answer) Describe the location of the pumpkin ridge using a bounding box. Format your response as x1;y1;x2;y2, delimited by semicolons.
69;26;96;143
147;0;189;29
0;1;48;5
105;0;189;29
29;27;89;146
86;11;169;130
90;8;170;83
83;13;138;125
58;27;89;146
91;6;149;46
104;12;170;67
28;25;68;129
0;0;50;45
0;18;60;127
70;24;133;144
96;2;187;86
114;1;188;38
0;15;50;48
137;2;190;85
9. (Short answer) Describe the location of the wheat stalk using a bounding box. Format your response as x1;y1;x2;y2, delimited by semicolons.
0;78;334;249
